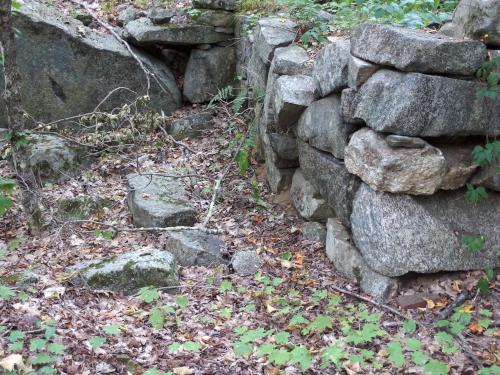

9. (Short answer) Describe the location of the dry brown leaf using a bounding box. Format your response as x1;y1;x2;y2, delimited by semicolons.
459;304;474;313
173;367;194;375
468;322;485;335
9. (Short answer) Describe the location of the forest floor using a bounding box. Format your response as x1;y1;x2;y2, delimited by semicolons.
0;102;499;375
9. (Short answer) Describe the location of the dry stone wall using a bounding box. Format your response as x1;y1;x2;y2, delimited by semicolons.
238;7;500;301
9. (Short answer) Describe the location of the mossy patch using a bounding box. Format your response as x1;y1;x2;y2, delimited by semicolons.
57;196;110;220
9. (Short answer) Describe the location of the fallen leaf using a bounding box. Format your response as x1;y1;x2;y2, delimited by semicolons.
0;354;25;371
173;367;194;375
266;302;276;313
459;304;474;314
468;322;485;335
451;280;462;293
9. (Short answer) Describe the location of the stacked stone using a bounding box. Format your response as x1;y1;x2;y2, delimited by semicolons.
305;23;499;300
123;0;238;103
237;11;500;300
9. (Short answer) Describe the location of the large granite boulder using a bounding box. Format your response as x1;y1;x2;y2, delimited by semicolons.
183;46;236;103
268;133;299;165
290;169;333;222
69;248;179;294
127;174;197;228
298;140;360;227
125;17;232;46
253;17;298;65
0;1;181;128
273;75;319;130
312;38;350;97
440;0;500;48
345;128;447;195
326;219;398;301
351;23;487;75
351;70;500;137
351;183;500;277
164;230;226;267
296;95;360;159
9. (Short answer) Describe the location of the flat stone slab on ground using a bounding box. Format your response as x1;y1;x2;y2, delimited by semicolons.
164;230;226;267
351;69;500;137
127;174;197;228
351;23;487;75
69;248;179;294
351;183;500;277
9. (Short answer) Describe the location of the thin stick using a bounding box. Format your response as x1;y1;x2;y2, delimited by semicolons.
66;220;222;234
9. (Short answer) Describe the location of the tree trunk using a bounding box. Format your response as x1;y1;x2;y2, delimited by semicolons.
0;0;43;233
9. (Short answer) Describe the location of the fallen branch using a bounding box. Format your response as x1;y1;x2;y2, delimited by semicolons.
66;220;222;234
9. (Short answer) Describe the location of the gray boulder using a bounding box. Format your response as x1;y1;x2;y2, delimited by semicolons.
351;183;500;277
440;0;500;48
147;7;175;24
345;128;447;195
125;18;232;46
247;52;270;95
351;23;487;75
26;134;85;183
192;0;237;11
0;1;181;128
231;250;262;276
189;9;234;27
351;70;500;137
69;248;179;294
183;46;236;103
117;6;138;26
291;169;334;222
326;218;398;301
347;55;380;90
169;111;214;140
302;222;327;244
254;17;298;65
268;133;298;164
56;196;108;221
296;94;360;159
164;230;226;267
340;88;365;125
298;140;360;227
271;45;310;76
273;75;319;130
263;140;296;193
127;174;197;228
312;38;350;97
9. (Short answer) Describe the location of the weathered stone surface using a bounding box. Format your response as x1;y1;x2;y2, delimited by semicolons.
271;45;310;76
164;230;226;267
273;75;319;130
440;0;500;48
386;135;426;149
297;95;360;159
351;70;500;137
340;88;364;125
268;133;298;162
312;38;350;97
347;55;380;90
169;111;214;139
0;1;181;128
471;163;500;192
127;174;197;228
231;250;262;276
291;169;334;222
192;0;237;11
26;134;85;182
147;7;175;24
247;52;269;93
189;9;234;27
125;18;232;46
254;17;298;64
69;248;179;294
117;6;138;26
265;155;295;193
345;128;447;195
302;222;327;244
56;196;107;221
298;140;360;227
438;142;478;190
326;218;398;301
235;15;253;80
351;183;500;277
351;23;488;75
183;47;236;103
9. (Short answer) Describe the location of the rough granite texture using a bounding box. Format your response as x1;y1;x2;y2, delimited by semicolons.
351;183;500;277
253;17;298;65
231;250;262;276
169;111;214;140
312;38;350;97
351;23;488;75
290;169;333;222
164;230;226;267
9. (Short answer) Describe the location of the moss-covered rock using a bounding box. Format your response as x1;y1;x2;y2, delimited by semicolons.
57;196;109;221
68;248;179;294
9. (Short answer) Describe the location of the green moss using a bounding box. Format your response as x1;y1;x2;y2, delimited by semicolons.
57;196;109;220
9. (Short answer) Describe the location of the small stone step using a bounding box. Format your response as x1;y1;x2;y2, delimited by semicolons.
127;174;197;228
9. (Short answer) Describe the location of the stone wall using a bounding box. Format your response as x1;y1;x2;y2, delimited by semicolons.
238;10;500;301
